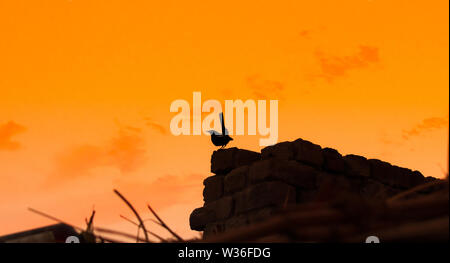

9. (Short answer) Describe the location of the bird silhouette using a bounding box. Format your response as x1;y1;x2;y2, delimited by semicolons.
207;112;233;149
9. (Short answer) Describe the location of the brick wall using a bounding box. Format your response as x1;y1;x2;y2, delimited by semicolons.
189;138;432;237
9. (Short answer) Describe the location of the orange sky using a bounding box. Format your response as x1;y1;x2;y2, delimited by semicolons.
0;0;448;240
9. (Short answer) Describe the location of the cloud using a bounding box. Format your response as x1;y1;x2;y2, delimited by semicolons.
124;125;142;133
402;116;449;140
0;121;26;151
144;118;168;135
298;30;310;38
51;127;147;179
246;75;285;100
313;45;379;82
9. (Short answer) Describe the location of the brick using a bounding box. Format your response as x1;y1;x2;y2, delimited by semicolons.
369;159;425;188
360;179;400;201
410;170;426;187
203;222;225;237
189;207;215;231
261;141;294;160
224;166;249;194
274;160;318;189
425;176;438;183
360;179;401;201
203;175;223;203
249;159;317;189
211;148;237;174
316;172;363;199
293;138;324;167
224;215;248;231
248;159;274;182
368;159;393;184
391;165;425;189
322;148;346;173
235;149;261;167
235;182;296;213
296;189;317;203
211;148;260;174
344;154;370;177
206;196;234;220
247;207;276;224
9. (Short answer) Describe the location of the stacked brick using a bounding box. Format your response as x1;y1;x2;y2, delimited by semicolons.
189;138;429;237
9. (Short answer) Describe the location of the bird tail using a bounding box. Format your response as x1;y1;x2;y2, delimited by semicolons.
220;112;227;135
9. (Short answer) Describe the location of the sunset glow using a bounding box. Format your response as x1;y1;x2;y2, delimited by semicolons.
0;0;448;240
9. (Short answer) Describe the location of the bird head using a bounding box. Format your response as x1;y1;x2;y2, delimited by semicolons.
207;130;219;135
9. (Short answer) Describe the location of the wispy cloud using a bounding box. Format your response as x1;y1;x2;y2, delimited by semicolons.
402;116;449;140
0;121;26;151
246;75;285;100
298;29;310;38
51;126;147;179
313;45;380;82
144;118;168;135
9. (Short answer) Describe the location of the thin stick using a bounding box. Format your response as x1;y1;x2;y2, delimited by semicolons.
94;227;149;243
91;235;124;243
120;215;166;242
28;207;84;232
147;204;184;241
120;215;141;243
113;189;149;242
85;209;96;232
136;224;141;243
147;218;164;227
28;207;121;243
387;180;448;204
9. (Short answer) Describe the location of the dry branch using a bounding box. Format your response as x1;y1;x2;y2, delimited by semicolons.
28;207;121;243
148;204;184;242
113;189;150;242
94;227;149;243
387;179;448;204
119;214;166;242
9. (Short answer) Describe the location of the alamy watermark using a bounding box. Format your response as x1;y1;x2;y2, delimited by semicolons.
170;92;278;146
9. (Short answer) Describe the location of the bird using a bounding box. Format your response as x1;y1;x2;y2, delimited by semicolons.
207;112;233;149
